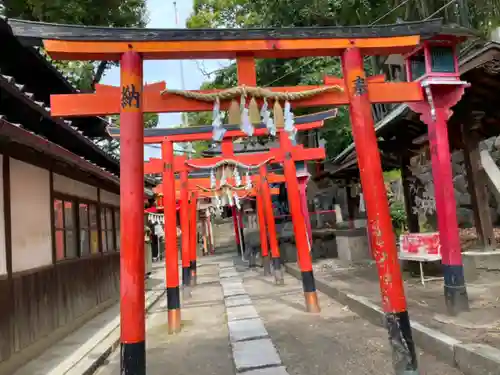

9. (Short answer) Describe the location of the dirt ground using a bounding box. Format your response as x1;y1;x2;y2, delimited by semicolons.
312;258;500;348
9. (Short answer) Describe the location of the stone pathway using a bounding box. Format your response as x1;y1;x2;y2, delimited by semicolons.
218;259;288;374
95;254;463;375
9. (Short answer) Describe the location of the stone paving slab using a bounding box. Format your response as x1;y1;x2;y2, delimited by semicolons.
232;338;282;372
225;295;253;308
223;285;247;298
220;278;244;286
244;366;290;375
228;317;268;342
220;269;240;278
227;305;260;322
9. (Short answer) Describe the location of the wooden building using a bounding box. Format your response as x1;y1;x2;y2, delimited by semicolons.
0;19;153;373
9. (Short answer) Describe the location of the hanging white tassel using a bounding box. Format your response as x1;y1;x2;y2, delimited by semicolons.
284;100;296;141
245;169;251;190
210;169;216;189
241;107;253;136
234;167;241;186
220;166;227;186
211;98;226;142
240;94;253;136
261;99;276;136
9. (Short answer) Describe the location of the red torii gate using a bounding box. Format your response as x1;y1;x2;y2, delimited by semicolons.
142;135;326;328
16;17;474;374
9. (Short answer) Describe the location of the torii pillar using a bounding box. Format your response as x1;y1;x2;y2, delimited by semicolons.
342;47;417;373
119;51;146;374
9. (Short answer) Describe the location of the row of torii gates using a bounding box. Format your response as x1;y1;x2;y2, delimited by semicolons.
10;17;474;375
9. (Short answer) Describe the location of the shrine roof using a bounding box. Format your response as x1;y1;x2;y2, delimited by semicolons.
7;18;472;44
0;18;109;137
4;18;477;60
0;18;123;179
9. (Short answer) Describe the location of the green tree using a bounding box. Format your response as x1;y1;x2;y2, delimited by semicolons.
187;0;500;158
5;0;148;91
110;112;159;129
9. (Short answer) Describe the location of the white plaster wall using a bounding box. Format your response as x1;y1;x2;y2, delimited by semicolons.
53;173;98;201
100;189;120;206
0;155;6;276
10;158;52;272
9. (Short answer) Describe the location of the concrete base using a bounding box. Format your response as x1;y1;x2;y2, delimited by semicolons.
462;250;500;282
280;242;297;263
354;218;367;228
274;268;285;285
335;228;370;262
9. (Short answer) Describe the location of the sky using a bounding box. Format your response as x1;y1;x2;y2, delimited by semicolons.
101;0;229;158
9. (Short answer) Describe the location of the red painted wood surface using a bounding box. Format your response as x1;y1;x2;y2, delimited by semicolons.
119;51;145;343
343;47;407;313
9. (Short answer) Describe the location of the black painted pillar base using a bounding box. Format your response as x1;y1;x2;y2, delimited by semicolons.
262;254;272;276
182;266;191;286
443;264;470;315
182;267;192;298
121;341;145;375
385;311;419;375
301;270;320;313
166;286;181;334
190;260;197;286
272;257;284;285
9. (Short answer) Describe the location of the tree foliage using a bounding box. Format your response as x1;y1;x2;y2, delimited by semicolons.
187;0;499;158
5;0;149;91
110;112;159;129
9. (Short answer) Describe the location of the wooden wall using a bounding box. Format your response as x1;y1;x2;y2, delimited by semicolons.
0;253;119;365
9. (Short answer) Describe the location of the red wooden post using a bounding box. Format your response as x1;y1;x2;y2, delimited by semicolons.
237;208;246;255
279;131;320;313
119;51;145;375
232;206;242;255
189;192;198;286
259;165;284;284
408;95;470;316
161;140;181;334
343;47;417;374
256;188;271;275
207;214;215;254
180;169;191;293
297;174;313;246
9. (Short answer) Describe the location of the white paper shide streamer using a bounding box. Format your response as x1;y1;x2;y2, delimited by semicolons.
261;99;276;136
240;94;254;137
211;98;226;142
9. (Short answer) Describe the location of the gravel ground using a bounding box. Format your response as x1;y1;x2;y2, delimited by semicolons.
240;266;465;375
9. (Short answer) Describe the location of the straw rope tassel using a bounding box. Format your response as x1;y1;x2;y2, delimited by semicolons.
274;99;284;128
228;99;240;125
248;97;260;125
